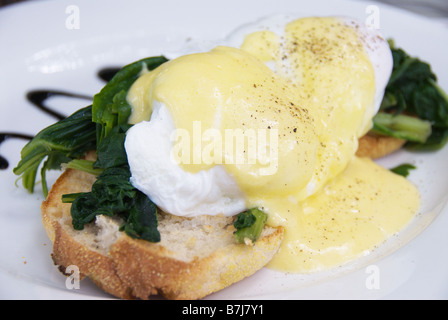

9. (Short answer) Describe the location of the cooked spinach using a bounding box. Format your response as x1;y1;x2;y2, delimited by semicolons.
121;191;160;242
93;56;168;145
372;112;431;143
63;111;161;242
390;163;416;178
15;56;168;243
63;166;160;242
94;123;131;169
13;105;96;196
234;208;268;244
63;159;103;176
372;40;448;151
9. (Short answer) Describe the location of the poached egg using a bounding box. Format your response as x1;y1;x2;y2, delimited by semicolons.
124;15;420;273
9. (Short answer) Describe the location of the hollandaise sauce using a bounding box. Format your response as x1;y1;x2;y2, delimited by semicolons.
125;16;419;273
253;156;419;272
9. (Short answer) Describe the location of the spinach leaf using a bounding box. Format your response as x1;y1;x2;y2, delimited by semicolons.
64;164;160;242
93;124;131;169
64;121;161;242
13;105;96;196
65;165;160;242
90;167;136;213
390;163;416;177
234;208;268;244
234;210;256;229
64;166;136;229
92;56;168;144
63;159;103;176
69;192;102;230
373;40;448;151
121;192;160;242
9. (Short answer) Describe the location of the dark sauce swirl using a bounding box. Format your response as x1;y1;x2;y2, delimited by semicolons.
26;90;93;121
0;133;34;169
97;67;120;82
0;67;120;170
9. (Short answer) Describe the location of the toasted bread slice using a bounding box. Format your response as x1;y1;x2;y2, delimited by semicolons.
356;133;406;159
40;130;402;299
41;168;284;300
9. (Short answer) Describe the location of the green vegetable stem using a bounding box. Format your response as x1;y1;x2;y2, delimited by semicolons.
234;208;268;244
13;105;96;196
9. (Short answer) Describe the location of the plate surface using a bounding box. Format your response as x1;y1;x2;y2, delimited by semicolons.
0;0;447;299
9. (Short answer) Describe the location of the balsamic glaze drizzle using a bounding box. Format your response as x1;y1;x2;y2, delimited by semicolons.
0;133;34;170
26;90;93;121
97;67;120;83
0;66;119;170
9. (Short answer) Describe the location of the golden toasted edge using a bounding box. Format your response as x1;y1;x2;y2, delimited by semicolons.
356;133;406;159
42;167;284;300
42;168;135;299
110;226;284;300
51;220;135;299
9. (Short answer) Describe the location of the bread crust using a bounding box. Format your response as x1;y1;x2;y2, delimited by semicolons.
42;168;284;300
356;133;406;159
51;221;135;299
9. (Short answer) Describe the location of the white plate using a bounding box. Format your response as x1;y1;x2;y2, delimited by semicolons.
0;0;447;300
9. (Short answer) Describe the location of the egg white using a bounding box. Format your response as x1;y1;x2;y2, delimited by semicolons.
125;101;246;217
